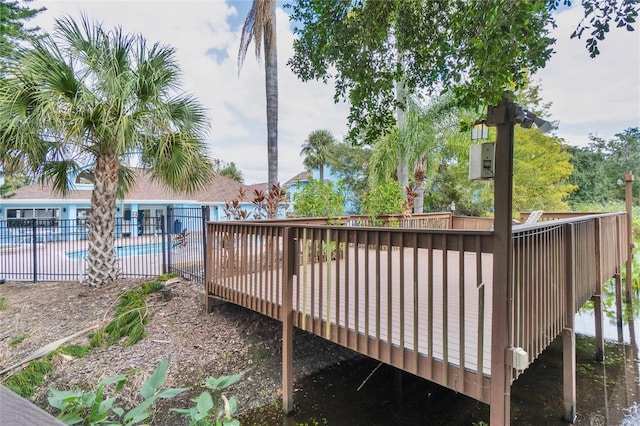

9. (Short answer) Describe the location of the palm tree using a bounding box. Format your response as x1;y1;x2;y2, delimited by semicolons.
0;15;213;287
370;95;464;213
300;129;336;181
238;0;278;187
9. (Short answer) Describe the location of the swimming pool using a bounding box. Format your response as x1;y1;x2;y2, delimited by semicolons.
66;243;163;259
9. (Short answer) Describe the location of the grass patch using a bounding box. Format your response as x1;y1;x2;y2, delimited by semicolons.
59;344;91;358
0;297;7;310
9;334;29;347
89;281;164;348
156;273;177;282
4;358;53;398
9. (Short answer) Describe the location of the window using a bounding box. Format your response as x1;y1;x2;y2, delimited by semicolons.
7;208;60;227
77;208;91;226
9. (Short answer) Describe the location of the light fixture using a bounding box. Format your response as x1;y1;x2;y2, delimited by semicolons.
471;119;489;141
515;106;553;133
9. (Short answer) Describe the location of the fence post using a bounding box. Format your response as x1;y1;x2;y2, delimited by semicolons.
166;206;173;274
202;206;210;285
563;223;577;423
31;219;37;283
282;226;295;414
160;215;167;275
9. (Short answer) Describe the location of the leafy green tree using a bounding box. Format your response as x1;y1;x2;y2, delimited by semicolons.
214;160;244;183
566;146;609;206
512;127;576;211
0;168;29;198
576;128;640;202
0;0;44;73
293;176;344;218
300;129;336;181
287;0;637;143
239;0;279;187
325;140;371;214
0;16;213;287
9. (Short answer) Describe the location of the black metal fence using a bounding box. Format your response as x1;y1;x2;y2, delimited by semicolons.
0;206;208;283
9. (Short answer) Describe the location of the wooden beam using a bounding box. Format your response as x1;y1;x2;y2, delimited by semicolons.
488;96;515;426
625;171;634;303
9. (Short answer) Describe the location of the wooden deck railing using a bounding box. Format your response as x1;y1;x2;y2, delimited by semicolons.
205;211;629;422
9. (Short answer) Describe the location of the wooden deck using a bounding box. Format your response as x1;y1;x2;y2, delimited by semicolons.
205;212;630;423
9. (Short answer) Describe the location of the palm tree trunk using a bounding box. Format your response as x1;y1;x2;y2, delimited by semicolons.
413;158;426;214
319;163;324;181
265;4;278;188
85;154;120;286
395;77;409;189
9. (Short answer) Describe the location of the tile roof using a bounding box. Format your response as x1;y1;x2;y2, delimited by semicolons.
5;169;251;204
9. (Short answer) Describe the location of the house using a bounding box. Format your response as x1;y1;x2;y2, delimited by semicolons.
0;166;286;242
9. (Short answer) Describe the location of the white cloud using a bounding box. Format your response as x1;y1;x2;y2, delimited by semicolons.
28;2;639;181
536;6;640;145
31;1;350;184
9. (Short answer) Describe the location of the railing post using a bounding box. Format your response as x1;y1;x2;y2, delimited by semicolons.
166;206;173;274
625;171;634;303
563;223;577;423
282;227;295;415
488;96;515;426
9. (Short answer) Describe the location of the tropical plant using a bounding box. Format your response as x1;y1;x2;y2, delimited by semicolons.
48;359;188;425
239;0;279;187
0;15;213;287
300;129;336;181
172;373;243;426
370;94;468;213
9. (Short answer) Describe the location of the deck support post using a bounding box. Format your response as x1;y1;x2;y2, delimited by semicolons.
562;327;577;423
563;223;577;423
282;227;295;415
624;171;634;303
593;219;604;361
487;96;515;426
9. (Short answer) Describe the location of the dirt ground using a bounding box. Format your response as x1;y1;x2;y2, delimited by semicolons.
0;278;358;424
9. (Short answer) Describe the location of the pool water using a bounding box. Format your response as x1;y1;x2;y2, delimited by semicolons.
66;243;162;259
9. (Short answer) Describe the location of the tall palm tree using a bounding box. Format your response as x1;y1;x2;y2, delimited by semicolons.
300;129;336;181
238;0;278;187
0;15;213;287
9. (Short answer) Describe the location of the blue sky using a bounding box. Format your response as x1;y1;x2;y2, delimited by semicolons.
31;1;639;184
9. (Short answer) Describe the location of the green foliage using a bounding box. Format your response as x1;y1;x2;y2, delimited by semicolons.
566;146;609;206
48;359;188;426
362;178;404;225
0;296;6;310
292;176;345;219
426;163;493;216
325;141;371;214
9;333;28;347
0;0;43;73
287;1;635;143
512;126;577;211
172;372;243;426
4;358;53;398
213;160;244;183
59;345;91;358
156;273;177;282
90;282;163;348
